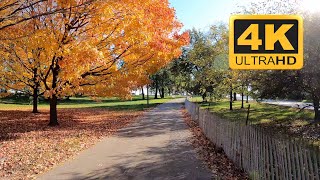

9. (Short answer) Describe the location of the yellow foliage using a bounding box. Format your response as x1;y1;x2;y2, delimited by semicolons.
0;0;190;99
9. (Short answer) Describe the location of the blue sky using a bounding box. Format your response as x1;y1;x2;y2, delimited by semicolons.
169;0;241;31
169;0;320;31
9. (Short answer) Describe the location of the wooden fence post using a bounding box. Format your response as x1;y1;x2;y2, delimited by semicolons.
246;104;251;125
184;100;320;180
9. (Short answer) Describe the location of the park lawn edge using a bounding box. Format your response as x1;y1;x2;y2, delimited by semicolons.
188;97;320;147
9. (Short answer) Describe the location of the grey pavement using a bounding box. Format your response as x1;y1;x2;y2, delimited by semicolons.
38;98;212;180
262;99;314;110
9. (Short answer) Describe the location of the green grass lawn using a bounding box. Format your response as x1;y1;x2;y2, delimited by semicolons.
190;97;314;126
189;97;320;145
0;95;181;111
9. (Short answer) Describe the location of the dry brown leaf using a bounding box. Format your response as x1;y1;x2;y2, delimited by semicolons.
0;108;142;179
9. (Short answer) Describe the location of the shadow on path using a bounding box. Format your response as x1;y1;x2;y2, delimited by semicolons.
38;99;212;180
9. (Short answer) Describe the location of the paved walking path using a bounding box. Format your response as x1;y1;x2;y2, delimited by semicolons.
262;99;314;109
38;99;212;180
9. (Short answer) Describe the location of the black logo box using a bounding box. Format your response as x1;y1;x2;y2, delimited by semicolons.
234;19;298;54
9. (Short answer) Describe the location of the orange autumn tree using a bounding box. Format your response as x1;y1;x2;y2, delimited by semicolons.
0;0;41;30
0;0;94;113
0;23;47;113
0;0;76;31
1;0;189;125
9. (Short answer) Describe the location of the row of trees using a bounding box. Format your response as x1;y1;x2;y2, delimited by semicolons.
151;0;320;122
0;0;189;125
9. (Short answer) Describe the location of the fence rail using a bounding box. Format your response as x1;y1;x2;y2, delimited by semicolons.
185;100;320;180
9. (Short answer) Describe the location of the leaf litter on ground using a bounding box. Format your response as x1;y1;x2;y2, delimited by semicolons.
182;109;248;179
0;108;142;179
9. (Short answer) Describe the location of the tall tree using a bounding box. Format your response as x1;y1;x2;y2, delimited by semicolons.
237;0;320;122
1;0;189;125
0;26;45;113
149;67;172;98
301;11;320;122
187;25;228;102
168;48;195;94
141;86;145;100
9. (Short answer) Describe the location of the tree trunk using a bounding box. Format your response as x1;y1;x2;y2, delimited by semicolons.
147;85;149;106
141;87;145;100
313;95;320;122
158;88;162;98
202;92;206;102
48;65;59;126
233;92;237;101
32;67;39;113
230;87;233;110
241;92;244;108
32;87;39;113
161;87;165;98
246;94;249;103
49;95;59;126
154;81;159;99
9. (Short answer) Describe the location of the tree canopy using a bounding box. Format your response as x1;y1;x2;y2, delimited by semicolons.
0;0;189;125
